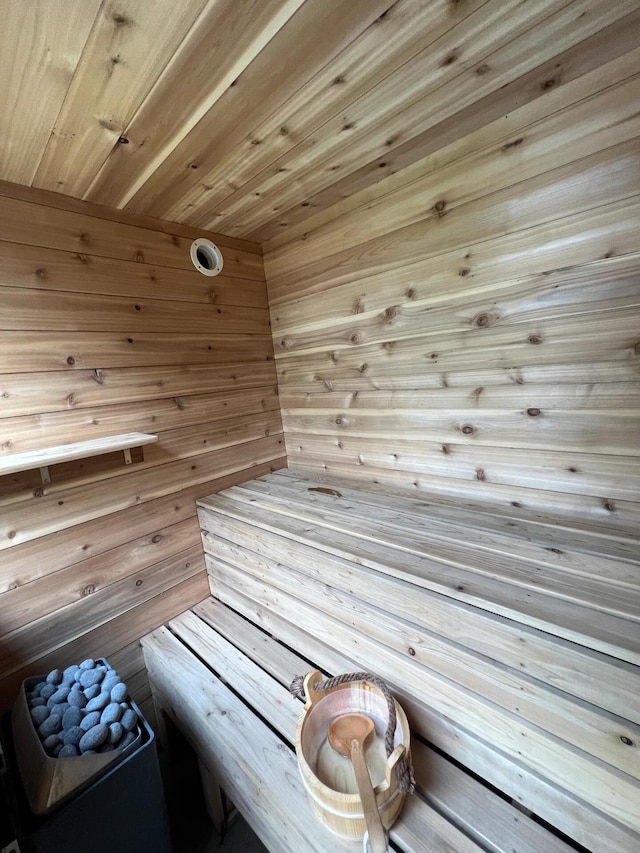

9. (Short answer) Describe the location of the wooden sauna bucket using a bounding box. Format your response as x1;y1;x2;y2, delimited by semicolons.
294;671;411;842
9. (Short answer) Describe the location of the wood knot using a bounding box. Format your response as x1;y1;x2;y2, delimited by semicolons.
280;338;292;349
501;137;524;152
333;75;346;85
7;530;16;540
151;534;163;543
82;584;95;597
441;444;450;454
79;233;90;243
383;306;398;320
602;499;616;512
476;468;485;481
474;313;489;327
334;416;346;426
135;251;144;262
458;267;471;277
408;647;416;656
66;393;76;407
461;424;475;435
620;736;633;746
358;363;368;373
441;52;457;66
511;501;522;508
33;487;44;498
527;408;541;417
135;579;143;587
433;199;447;217
406;287;416;299
279;126;289;136
190;162;199;169
348;331;362;344
342;122;355;131
308;487;342;497
528;334;542;345
35;267;48;279
541;77;557;91
476;64;490;75
118;136;129;144
66;356;76;366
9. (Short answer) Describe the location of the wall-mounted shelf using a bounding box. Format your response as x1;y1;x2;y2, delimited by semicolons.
0;433;158;482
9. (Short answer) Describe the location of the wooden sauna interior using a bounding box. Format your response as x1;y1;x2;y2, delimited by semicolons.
0;0;638;842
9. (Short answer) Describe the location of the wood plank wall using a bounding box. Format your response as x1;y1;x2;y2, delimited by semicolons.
264;43;640;535
0;183;285;711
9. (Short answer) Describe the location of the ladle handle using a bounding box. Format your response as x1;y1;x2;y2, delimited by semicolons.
350;738;387;853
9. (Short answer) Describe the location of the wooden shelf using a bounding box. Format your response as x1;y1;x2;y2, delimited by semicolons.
0;433;158;477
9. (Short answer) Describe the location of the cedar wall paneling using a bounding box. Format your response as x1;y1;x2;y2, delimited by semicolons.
0;185;284;709
264;45;640;536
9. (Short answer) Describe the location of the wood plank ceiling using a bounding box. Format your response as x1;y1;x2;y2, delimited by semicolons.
1;0;639;243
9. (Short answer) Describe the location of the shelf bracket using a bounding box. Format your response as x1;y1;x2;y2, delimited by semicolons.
39;466;51;484
123;448;133;465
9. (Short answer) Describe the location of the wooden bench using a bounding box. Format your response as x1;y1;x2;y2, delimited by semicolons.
142;469;640;852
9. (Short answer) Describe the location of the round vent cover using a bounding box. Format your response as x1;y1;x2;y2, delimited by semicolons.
190;238;223;276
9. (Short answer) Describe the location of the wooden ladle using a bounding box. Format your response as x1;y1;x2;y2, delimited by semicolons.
327;713;387;853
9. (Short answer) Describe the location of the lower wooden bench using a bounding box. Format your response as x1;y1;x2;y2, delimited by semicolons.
142;469;640;852
142;598;576;853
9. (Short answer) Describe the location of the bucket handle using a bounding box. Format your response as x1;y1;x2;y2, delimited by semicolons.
290;670;414;795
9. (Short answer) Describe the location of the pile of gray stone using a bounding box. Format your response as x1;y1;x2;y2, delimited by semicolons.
27;659;139;758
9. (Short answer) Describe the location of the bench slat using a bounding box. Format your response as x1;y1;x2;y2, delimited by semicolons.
141;626;348;853
199;512;640;723
270;469;640;561
198;494;640;663
230;476;640;582
203;581;640;853
193;597;576;853
166;608;485;853
202;535;640;782
206;556;640;843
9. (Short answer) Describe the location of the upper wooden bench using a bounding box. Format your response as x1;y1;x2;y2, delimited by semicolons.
143;469;640;853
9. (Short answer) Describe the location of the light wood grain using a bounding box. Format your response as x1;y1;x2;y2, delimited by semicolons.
0;573;209;709
209;580;639;853
1;0;639;244
216;0;640;237
0;432;157;475
0;186;281;716
0;194;264;278
176;0;486;228
87;0;307;209
0;362;277;420
0;240;268;307
0;0;101;184
192;597;578;853
205;551;640;835
33;0;210;198
123;0;396;220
